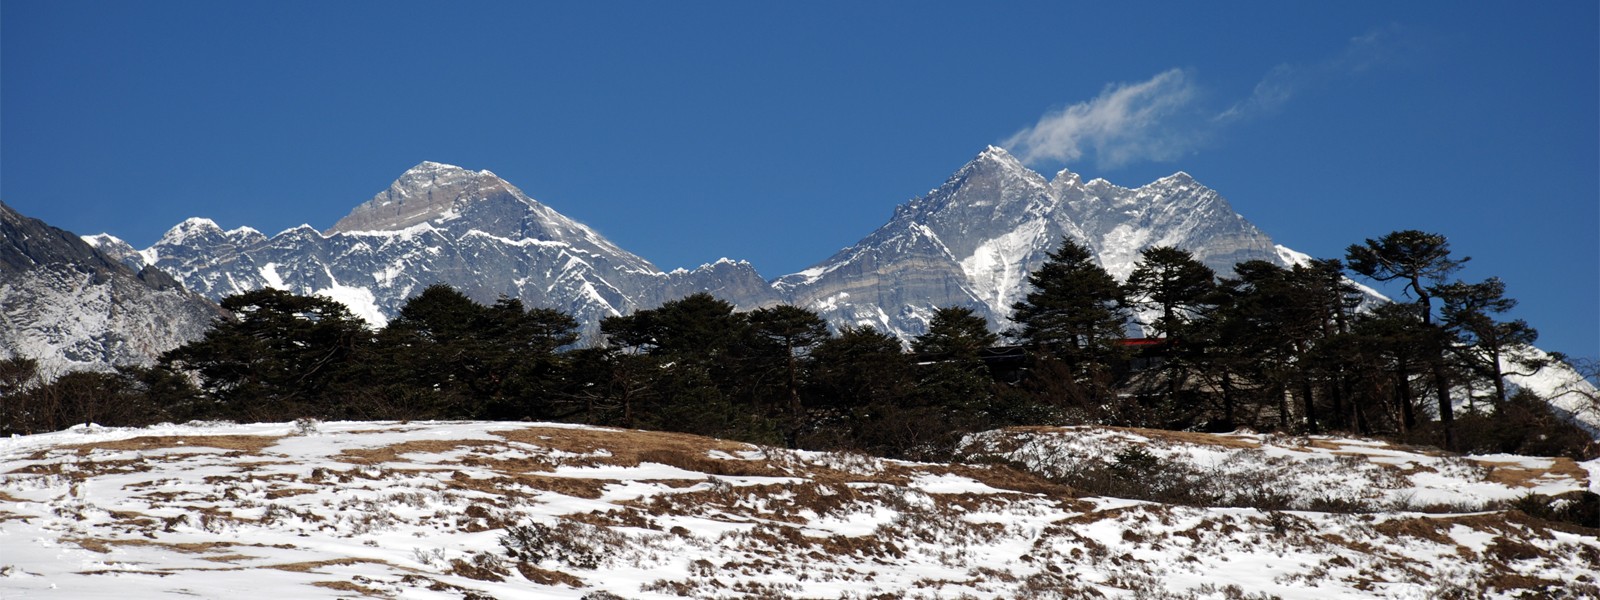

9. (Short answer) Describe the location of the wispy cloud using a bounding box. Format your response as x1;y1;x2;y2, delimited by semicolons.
1217;25;1400;124
1003;68;1202;169
1005;26;1402;170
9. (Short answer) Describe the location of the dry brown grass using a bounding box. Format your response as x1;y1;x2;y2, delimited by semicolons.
65;537;242;555
200;553;259;563
979;425;1265;453
515;562;585;587
267;557;393;573
1117;427;1263;450
336;439;500;465
311;580;387;596
497;426;759;465
1475;456;1589;489
61;435;281;454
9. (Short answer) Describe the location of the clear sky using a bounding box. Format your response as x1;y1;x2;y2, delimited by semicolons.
3;1;1596;362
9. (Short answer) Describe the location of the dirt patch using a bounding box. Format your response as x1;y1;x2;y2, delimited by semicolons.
62;435;281;454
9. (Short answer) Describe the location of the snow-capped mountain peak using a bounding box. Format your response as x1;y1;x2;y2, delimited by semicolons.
157;217;223;245
1050;167;1084;187
327;162;524;235
778;147;1281;338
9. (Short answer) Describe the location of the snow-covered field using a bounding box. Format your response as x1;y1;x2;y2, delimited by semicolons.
2;421;1596;599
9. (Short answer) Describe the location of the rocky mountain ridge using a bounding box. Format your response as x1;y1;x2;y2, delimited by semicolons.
776;146;1281;336
87;147;1281;341
0;201;225;372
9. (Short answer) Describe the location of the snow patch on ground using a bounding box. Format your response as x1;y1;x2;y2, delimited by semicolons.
2;422;1596;599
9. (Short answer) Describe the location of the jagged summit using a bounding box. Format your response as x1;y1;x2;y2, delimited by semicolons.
156;218;264;248
1149;171;1199;188
963;145;1031;176
775;146;1281;338
1051;167;1084;187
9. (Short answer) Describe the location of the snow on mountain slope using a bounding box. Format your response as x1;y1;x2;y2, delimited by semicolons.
116;163;777;335
1503;346;1600;437
776;146;1281;339
2;421;1595;599
1;202;224;372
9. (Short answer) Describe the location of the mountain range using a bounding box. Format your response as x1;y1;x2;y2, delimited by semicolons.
7;145;1596;434
80;146;1283;342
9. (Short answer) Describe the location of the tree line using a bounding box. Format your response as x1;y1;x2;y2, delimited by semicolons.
2;230;1592;459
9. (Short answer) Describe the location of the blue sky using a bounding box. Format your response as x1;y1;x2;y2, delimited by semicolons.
3;1;1596;361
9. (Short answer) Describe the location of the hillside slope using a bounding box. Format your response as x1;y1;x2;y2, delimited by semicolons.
0;202;224;372
2;421;1596;599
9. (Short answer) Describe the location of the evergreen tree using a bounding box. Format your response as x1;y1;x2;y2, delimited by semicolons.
746;305;830;446
372;285;578;419
912;306;998;357
161;288;371;420
1346;230;1468;448
1123;246;1219;408
911;306;1000;433
1436;277;1544;410
1008;239;1128;355
807;326;917;453
1346;303;1433;434
1008;238;1129;409
1212;260;1358;433
1123;246;1218;340
598;293;763;441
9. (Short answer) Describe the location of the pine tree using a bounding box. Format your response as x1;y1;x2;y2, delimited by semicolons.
912;306;998;358
597;293;763;441
1211;260;1358;433
1123;246;1219;408
1008;238;1129;410
1124;246;1218;340
1436;277;1543;409
807;326;916;452
1346;303;1434;434
1347;230;1468;448
746;305;830;446
1008;239;1128;360
161;288;371;420
370;285;578;420
911;306;1000;432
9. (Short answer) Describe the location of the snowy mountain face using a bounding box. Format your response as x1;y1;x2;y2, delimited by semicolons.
0;202;224;373
81;151;1284;343
98;162;779;335
777;146;1282;338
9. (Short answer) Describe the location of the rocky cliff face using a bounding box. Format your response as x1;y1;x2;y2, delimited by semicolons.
0;202;225;372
